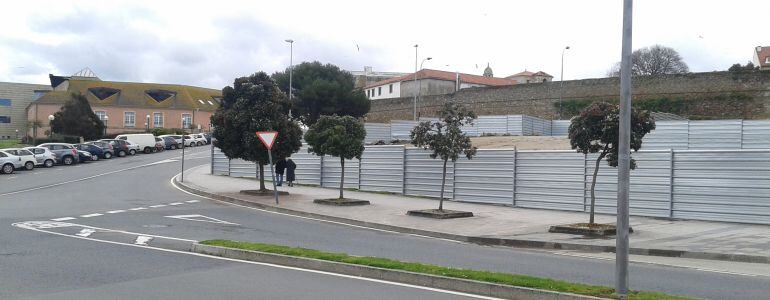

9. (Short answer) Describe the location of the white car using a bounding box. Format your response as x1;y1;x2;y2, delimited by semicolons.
24;147;57;168
0;151;24;174
0;148;36;170
190;134;207;146
124;141;140;155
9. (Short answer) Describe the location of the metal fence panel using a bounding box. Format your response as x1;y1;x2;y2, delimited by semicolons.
292;145;322;186
506;115;523;136
742;120;770;149
212;147;230;175
672;150;770;224
391;120;418;141
359;145;405;193
688;120;742;149
523;116;551;136
585;151;672;218
229;158;257;178
550;120;570;136
364;123;391;144
515;151;585;211
462;121;479;137
477;115;508;135
321;156;360;189
644;121;689;150
453;149;514;204
404;148;454;199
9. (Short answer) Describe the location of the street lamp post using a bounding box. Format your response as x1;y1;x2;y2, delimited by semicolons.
15;129;19;140
146;114;151;133
616;0;633;298
103;115;109;137
285;39;294;117
413;44;418;120
181;118;186;183
47;115;54;140
559;46;570;120
416;57;432;119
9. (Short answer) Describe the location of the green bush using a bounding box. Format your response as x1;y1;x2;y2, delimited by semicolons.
150;128;189;136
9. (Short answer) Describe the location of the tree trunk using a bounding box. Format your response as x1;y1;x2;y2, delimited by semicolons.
439;159;447;211
339;159;345;199
258;164;266;191
589;152;607;224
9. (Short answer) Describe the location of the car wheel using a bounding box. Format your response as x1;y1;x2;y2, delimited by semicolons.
24;161;34;170
1;163;14;174
197;141;203;146
104;152;112;159
44;159;54;168
143;147;151;154
63;156;74;165
118;150;126;157
129;149;136;155
92;155;99;161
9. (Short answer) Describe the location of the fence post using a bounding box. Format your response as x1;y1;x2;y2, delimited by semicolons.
227;158;231;176
669;149;675;218
583;153;589;212
512;147;517;206
740;119;745;149
452;157;457;201
210;145;214;175
357;157;362;190
402;146;408;195
319;155;324;187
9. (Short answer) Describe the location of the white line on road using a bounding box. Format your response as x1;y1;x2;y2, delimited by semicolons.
149;204;167;208
51;217;76;221
168;202;183;206
33;172;40;174
13;221;503;300
106;210;126;214
185;200;200;203
75;228;95;237
128;207;148;211
80;213;103;218
135;236;153;245
7;176;17;179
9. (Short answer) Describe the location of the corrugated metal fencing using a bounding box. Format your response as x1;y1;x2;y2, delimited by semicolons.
364;123;391;144
212;145;770;225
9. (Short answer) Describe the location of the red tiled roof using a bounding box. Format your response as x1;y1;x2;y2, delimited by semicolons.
757;46;770;67
364;69;515;89
505;70;553;79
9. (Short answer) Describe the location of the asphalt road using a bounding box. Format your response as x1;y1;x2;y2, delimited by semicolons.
2;145;768;299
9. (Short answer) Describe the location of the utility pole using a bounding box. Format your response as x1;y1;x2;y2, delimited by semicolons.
559;46;570;120
616;0;633;298
285;39;294;117
413;44;418;121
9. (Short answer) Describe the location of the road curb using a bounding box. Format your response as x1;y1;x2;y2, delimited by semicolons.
175;177;770;265
191;243;606;300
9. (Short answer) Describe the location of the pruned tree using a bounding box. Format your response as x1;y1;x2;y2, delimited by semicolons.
304;115;366;199
50;92;105;140
568;102;656;224
728;61;759;72
211;72;303;191
272;61;370;126
410;102;477;211
608;45;689;77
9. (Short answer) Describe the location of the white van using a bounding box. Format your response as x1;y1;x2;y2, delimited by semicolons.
115;134;157;154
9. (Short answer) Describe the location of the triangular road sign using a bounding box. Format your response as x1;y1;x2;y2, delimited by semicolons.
256;131;278;150
164;214;239;225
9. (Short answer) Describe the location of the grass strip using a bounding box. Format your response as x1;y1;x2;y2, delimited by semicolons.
201;239;692;300
0;140;24;148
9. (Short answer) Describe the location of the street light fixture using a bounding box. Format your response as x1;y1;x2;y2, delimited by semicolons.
416;57;432;119
47;115;54;140
285;39;294;117
146;114;151;132
559;46;570;120
103;115;109;137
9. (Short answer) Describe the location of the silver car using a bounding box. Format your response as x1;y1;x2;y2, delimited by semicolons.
0;149;35;170
0;151;24;174
24;147;57;168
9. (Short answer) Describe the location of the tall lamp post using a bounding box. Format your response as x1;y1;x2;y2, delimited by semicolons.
616;0;633;298
413;44;418;120
285;39;294;117
559;46;570;120
181;118;186;182
145;114;151;133
103;115;109;137
416;57;432;119
47;115;54;140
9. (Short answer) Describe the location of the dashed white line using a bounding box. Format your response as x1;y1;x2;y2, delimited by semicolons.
80;213;103;218
168;202;183;206
75;228;95;237
106;210;126;214
7;176;17;179
33;172;41;174
149;204;167;208
135;236;153;246
185;200;200;203
51;217;76;221
128;207;148;211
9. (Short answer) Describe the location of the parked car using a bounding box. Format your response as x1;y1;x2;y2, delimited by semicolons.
74;143;107;160
202;132;212;144
125;141;140;155
99;139;130;157
191;134;207;146
116;133;157;154
160;136;179;150
183;135;197;147
23;147;57;167
0;151;23;174
38;143;79;165
84;141;114;159
77;150;94;162
0;149;35;170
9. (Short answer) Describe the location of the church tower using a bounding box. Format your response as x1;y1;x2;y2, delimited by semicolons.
483;63;493;77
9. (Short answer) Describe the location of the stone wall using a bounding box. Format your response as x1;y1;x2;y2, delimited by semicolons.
366;71;770;122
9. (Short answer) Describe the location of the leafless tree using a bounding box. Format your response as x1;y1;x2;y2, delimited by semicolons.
608;44;689;77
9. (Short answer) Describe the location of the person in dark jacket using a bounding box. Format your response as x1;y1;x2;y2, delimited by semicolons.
286;157;297;187
275;158;287;186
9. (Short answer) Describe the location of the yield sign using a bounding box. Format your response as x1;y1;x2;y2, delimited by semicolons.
256;131;278;150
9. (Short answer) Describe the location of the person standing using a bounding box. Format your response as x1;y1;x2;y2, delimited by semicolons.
286;157;297;187
275;157;287;186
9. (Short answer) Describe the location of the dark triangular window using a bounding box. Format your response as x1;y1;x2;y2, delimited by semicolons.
88;87;120;100
146;90;176;103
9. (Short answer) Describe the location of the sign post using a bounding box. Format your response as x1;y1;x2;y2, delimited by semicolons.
256;131;279;204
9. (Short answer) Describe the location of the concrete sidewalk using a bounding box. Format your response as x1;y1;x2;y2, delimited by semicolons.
179;164;770;263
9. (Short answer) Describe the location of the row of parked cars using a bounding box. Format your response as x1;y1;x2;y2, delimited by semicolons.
0;133;210;174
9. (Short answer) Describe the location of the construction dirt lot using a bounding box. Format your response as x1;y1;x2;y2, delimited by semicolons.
469;136;571;150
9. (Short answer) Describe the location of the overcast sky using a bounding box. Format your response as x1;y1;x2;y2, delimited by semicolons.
1;0;767;89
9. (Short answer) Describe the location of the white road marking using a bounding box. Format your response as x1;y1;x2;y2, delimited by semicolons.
12;221;503;300
168;202;183;206
33;172;41;174
7;177;17;179
149;204;167;208
80;213;103;218
74;165;81;168
135;236;153;246
185;200;200;203
165;214;239;225
128;207;148;211
106;210;126;214
75;228;95;237
51;217;76;221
